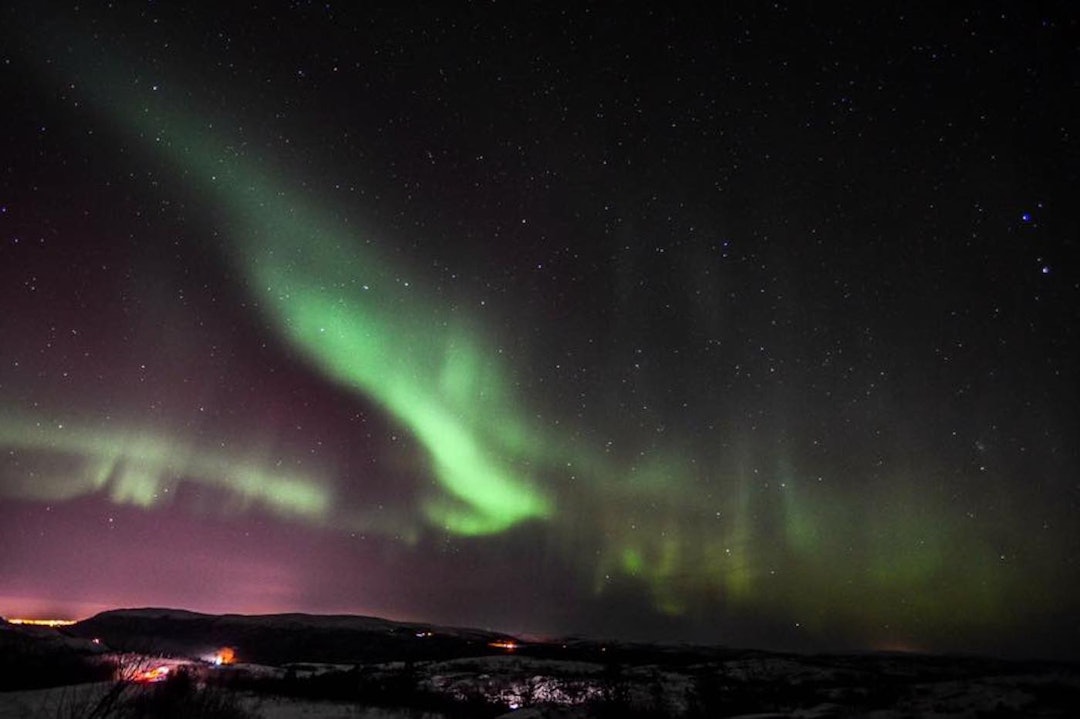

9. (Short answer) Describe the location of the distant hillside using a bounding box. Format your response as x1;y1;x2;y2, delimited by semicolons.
69;607;521;665
8;610;1079;715
1;617;103;655
0;618;111;691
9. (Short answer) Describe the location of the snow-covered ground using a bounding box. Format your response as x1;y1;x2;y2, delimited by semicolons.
2;658;1077;718
239;695;447;719
0;681;121;719
4;612;1078;718
0;684;448;719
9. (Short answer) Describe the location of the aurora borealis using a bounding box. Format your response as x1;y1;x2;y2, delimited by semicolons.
1;3;1077;658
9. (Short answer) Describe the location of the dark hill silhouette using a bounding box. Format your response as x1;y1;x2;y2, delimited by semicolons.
69;607;520;665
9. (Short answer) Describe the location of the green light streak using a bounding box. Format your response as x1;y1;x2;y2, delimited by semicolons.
0;413;330;520
39;37;551;536
252;249;549;534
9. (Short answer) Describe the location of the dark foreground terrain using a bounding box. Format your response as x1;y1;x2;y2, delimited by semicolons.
2;609;1078;718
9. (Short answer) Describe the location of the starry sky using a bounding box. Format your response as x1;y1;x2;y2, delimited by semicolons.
1;2;1077;659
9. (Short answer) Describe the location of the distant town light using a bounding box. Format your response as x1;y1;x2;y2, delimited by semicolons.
213;647;237;665
6;618;77;627
134;666;171;683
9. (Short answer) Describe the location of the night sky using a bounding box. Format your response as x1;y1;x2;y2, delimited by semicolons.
1;2;1077;659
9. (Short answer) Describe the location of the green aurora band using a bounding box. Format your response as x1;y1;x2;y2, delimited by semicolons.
4;27;1062;647
240;215;551;535
44;44;555;537
0;413;329;520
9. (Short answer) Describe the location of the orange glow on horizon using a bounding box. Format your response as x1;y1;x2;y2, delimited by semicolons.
488;640;518;651
872;640;924;654
5;618;77;627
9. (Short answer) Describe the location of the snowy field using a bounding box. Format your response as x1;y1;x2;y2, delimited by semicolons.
3;611;1078;717
2;652;1078;718
0;682;450;719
